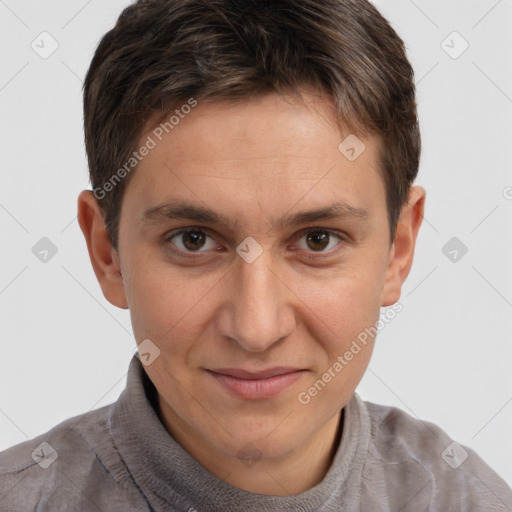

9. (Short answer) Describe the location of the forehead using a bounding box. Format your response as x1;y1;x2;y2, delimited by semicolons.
122;91;386;229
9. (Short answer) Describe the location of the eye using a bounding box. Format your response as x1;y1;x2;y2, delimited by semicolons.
164;227;346;259
167;228;218;252
294;229;344;253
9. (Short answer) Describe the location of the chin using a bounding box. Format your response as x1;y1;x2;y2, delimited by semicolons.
210;417;308;460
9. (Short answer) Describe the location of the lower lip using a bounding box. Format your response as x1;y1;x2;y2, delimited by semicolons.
207;371;305;400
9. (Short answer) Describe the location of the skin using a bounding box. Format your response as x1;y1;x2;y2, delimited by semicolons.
78;90;425;496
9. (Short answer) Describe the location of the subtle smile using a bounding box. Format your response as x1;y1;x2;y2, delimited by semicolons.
206;368;308;400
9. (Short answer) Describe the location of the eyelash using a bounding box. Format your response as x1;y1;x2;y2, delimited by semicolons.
164;227;347;260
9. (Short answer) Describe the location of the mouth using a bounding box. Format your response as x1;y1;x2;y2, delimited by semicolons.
206;367;307;400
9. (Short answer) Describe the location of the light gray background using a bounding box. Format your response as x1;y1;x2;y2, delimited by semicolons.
1;0;511;488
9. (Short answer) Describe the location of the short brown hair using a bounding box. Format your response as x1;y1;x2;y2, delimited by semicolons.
83;0;420;249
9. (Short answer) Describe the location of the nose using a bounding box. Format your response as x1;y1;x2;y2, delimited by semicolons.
216;248;296;353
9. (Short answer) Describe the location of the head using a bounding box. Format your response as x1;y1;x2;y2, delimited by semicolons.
78;0;425;475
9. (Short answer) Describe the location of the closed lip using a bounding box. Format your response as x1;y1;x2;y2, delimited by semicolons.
206;367;307;400
207;367;304;380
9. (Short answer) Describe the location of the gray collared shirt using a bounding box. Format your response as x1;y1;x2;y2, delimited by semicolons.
1;355;511;511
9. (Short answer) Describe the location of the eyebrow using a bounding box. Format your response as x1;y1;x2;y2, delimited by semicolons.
141;200;370;230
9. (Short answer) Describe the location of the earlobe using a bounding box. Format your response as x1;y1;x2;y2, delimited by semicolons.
77;190;129;309
381;186;426;307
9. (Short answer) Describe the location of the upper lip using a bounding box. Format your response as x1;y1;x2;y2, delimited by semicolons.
207;367;305;380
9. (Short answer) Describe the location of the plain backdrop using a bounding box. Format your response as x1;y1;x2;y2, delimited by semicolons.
1;0;511;488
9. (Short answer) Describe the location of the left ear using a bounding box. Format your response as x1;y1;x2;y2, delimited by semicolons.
381;186;426;307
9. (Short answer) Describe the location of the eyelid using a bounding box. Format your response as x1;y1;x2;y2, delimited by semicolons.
292;226;345;240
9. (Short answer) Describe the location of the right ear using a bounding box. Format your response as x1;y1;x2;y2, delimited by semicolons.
77;190;128;309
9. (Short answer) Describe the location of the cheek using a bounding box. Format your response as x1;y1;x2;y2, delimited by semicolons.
293;260;384;405
125;255;219;345
296;261;384;338
295;273;380;413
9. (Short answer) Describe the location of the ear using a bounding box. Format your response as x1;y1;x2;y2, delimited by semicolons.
77;190;128;309
381;186;426;307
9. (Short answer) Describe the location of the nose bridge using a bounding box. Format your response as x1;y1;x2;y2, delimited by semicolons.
223;248;294;352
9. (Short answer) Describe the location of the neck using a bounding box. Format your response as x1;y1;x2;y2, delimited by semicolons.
156;396;343;496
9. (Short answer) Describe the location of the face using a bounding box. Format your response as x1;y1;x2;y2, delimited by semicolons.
97;91;410;462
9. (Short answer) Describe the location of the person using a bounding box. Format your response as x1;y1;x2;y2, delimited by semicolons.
1;0;511;510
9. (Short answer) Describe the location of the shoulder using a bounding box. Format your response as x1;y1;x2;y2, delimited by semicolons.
358;397;512;511
0;405;109;474
0;404;146;512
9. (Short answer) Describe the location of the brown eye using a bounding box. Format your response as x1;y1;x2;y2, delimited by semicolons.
306;231;330;251
295;229;343;253
182;231;206;250
168;229;217;252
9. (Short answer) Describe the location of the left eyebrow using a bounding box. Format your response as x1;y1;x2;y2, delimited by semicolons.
278;201;370;228
140;199;370;230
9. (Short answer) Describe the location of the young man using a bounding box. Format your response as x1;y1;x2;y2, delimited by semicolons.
1;0;511;510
